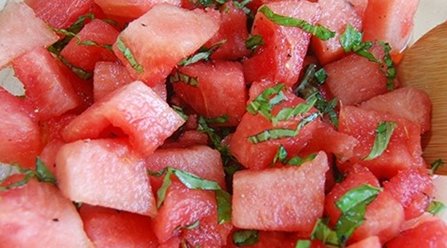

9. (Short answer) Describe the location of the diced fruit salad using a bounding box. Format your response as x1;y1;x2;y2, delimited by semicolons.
0;0;446;247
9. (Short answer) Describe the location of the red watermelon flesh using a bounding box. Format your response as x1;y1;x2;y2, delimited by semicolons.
346;0;368;18
172;61;247;126
56;138;157;216
62;81;185;156
112;4;220;86
311;0;362;65
243;1;321;86
347;236;381;248
0;180;92;247
359;87;432;134
232;152;328;232
79;204;159;248
94;0;181;20
338;105;424;179
181;214;233;247
0;88;41;168
0;1;58;68
12;47;80;121
386;218;447;248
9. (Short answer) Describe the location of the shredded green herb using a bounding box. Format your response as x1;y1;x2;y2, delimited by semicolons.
169;71;199;87
233;230;259;246
246;84;286;121
364;121;397;160
116;37;144;73
178;40;226;67
246;34;265;51
427;200;446;215
431;159;445;174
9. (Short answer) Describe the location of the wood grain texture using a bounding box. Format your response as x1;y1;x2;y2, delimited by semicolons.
398;22;447;174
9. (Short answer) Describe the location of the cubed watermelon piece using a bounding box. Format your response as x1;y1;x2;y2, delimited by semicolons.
363;0;419;53
325;166;404;244
79;204;159;248
232;152;328;232
60;19;119;71
0;180;92;247
0;88;40;167
94;0;181;20
359;87;432;133
324;48;388;105
172;61;247;126
24;0;99;29
347;236;381;248
62;81;185;156
338;106;424;179
311;0;362;65
112;4;219;86
0;2;58;68
56;139;157;216
243;1;320;86
12;48;80;120
206;2;249;60
383;168;433;220
346;0;368;18
386;218;447;248
39;139;65;175
145;145;225;189
181;214;233;247
161;130;209;149
152;180;217;243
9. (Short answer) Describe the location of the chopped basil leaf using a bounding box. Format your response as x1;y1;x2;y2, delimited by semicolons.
175;220;201;232
171;105;189;121
35;158;56;184
197;116;227;153
155;167;232;223
314;68;327;84
205;115;228;124
169;71;199;87
380;42;396;90
248;128;297;144
287;153;317;166
69;13;95;34
427;201;446;215
273;145;288;164
233;230;259;246
296;112;320;130
258;6;335;41
364;121;397;160
295;240;311;248
431;159;445;174
335;184;381;244
273;94;317;123
116;37;144;73
246;34;264;51
311;219;339;246
178;40;226;67
339;25;378;63
77;39;113;51
233;0;252;15
247;84;286;120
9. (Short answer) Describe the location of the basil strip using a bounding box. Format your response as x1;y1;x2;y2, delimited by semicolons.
364;121;397;160
295;240;311;248
273;145;288;164
249;128;297;143
311;219;339;246
246;34;264;51
169;71;199;87
204;115;228;124
339;25;378;63
116;37;144;73
178;40;226;66
247;84;285;120
287;154;317;166
171;105;189;121
427;201;446;215
155;167;232;224
431;159;445;174
35;158;57;185
258;6;335;41
273;94;317;123
335;184;381;244
380;42;396;90
314;68;327;84
232;230;259;246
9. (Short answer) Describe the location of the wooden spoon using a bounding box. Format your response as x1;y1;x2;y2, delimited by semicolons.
398;21;447;174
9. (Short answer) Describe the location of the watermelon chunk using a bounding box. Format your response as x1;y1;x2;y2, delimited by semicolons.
24;0;100;29
62;81;185;156
347;236;381;248
359;87;432;133
12;47;80;121
93;62;133;101
112;4;219;86
386;218;447;248
338;106;424;179
94;0;181;20
206;2;249;60
363;0;419;53
56;139;157;216
324;47;388;106
181;214;233;247
60;19;119;71
172;61;247;126
243;1;321;86
145;145;226;189
0;180;92;247
346;0;368;18
79;204;159;247
383;168;433;220
0;1;58;68
0;88;40;167
311;0;362;65
325;166;404;244
232;152;328;232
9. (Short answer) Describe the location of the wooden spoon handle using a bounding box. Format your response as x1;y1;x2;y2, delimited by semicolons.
398;22;447;174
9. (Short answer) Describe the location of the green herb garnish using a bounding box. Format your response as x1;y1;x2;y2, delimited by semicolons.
169;71;199;86
311;219;339;246
116;37;144;73
246;34;264;51
178;40;226;67
233;230;259;246
258;6;335;41
273;94;317;123
364;121;397;160
427;201;446;215
246;84;286;120
295;240;311;248
431;159;445;174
